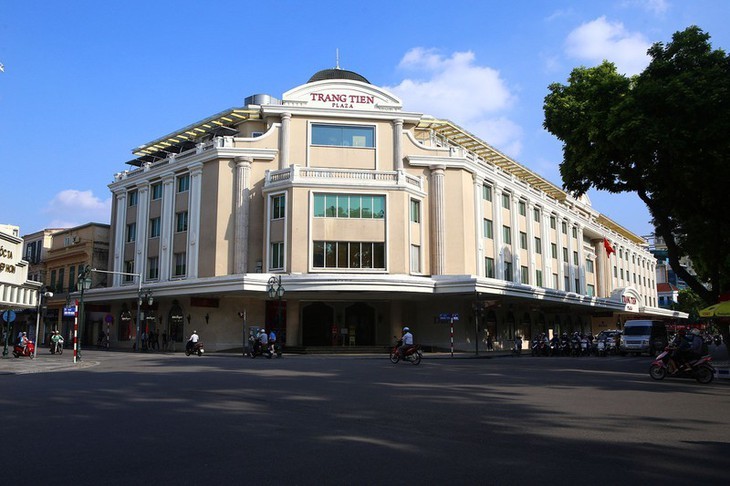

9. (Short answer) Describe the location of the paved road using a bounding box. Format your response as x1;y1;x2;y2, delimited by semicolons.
1;351;728;485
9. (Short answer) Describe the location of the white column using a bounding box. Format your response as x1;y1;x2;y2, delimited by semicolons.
473;174;484;276
234;156;252;274
557;217;565;290
280;112;291;170
429;165;446;275
576;225;585;294
135;186;150;282
542;212;551;287
566;222;575;291
159;175;175;281
510;193;520;282
393;118;404;170
492;184;504;279
112;192;127;287
187;163;203;279
526;202;536;285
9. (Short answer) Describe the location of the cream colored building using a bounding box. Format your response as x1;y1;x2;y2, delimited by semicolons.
89;68;682;351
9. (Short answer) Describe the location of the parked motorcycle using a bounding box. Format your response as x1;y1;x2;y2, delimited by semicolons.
13;341;35;358
50;338;64;355
185;342;205;356
389;339;422;365
595;339;607;357
649;346;715;384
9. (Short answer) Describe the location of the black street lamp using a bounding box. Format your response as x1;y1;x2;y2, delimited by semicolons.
267;276;285;334
136;288;153;352
33;285;54;358
76;265;92;360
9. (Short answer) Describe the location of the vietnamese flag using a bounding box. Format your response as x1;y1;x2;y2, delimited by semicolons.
603;238;615;257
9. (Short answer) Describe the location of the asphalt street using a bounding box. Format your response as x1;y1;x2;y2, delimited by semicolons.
1;350;728;485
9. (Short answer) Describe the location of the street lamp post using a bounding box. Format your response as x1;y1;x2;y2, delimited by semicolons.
33;286;54;358
76;265;92;361
267;276;285;336
137;288;153;352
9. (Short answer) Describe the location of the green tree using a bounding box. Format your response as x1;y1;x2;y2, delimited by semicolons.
674;288;704;323
543;26;730;310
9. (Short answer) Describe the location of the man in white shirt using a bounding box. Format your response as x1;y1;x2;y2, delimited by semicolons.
186;330;199;353
399;327;414;357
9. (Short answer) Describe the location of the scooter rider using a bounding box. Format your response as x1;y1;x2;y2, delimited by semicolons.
256;328;268;354
186;330;199;354
268;329;277;354
51;330;64;352
19;332;29;354
398;327;414;358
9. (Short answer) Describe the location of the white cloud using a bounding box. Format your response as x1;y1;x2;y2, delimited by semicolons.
386;48;522;157
44;189;111;228
565;17;651;75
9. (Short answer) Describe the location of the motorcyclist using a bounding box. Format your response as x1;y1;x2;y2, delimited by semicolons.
19;332;29;354
398;327;414;358
51;330;64;353
256;328;268;354
268;329;277;354
186;330;199;354
671;329;698;371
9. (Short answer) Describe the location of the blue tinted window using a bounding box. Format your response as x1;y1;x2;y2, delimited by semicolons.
312;124;374;147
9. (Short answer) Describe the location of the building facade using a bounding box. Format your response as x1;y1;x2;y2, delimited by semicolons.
90;68;681;352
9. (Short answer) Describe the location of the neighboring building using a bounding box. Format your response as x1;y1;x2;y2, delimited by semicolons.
657;283;680;309
22;228;64;286
1;225;42;345
41;223;111;345
88;67;683;352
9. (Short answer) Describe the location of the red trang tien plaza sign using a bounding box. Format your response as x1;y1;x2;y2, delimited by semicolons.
309;92;375;109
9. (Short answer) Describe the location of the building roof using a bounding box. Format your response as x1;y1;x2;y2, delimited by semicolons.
657;283;680;293
307;68;370;84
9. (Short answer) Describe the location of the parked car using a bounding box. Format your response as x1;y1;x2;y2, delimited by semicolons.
620;320;668;356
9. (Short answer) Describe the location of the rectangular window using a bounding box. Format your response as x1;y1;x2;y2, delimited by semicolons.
410;200;420;223
620;268;624;280
518;200;526;216
535;237;542;254
550;216;556;229
151;182;162;200
50;270;57;292
483;219;493;239
504;261;513;282
485;257;495;278
271;242;284;270
272;195;286;219
313;194;385;219
536;269;543;287
553;273;559;289
410;245;421;273
586;259;594;273
562;247;568;263
177;174;190;193
57;269;66;292
482;185;492;202
148;257;159;280
573;251;579;265
561;221;567;234
533;207;540;223
503;226;512;245
126;223;136;243
521;265;529;284
520;232;527;250
572;227;577;238
149;217;161;238
312;241;385;269
551;243;558;259
575;278;580;293
614;266;618;277
587;284;595;297
128;190;138;207
311;124;374;147
176;211;188;232
502;193;510;210
124;261;134;282
564;276;570;291
174;252;186;277
68;265;75;292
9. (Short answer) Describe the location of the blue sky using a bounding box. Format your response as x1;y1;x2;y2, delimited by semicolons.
1;0;729;238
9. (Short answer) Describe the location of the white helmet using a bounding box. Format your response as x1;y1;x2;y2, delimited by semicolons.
402;327;410;332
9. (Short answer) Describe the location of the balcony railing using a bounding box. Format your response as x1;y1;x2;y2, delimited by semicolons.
265;165;424;191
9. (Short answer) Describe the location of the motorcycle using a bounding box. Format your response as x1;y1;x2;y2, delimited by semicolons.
595;339;607;357
389;339;422;365
185;341;205;356
249;337;273;359
50;338;64;355
13;341;35;358
649;346;715;384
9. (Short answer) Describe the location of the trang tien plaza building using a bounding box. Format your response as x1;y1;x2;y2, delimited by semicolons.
81;67;683;352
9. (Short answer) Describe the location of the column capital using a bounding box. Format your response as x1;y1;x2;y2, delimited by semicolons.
281;112;292;121
235;156;253;166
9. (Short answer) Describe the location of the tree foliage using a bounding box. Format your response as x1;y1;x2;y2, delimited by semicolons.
544;26;730;306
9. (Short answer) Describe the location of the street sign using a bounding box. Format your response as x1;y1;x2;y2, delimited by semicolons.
439;313;459;321
2;310;16;323
63;306;78;317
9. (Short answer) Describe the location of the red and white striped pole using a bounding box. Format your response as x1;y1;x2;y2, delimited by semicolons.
73;300;79;363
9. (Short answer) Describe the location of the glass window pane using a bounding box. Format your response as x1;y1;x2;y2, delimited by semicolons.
314;195;325;217
325;242;336;267
349;242;361;268
313;241;324;267
361;243;373;268
325;195;337;217
349;196;361;218
374;243;385;268
312;125;341;146
337;242;348;268
361;197;372;218
372;196;384;219
337;195;348;218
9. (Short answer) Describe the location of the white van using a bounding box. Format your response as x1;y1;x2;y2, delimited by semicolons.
620;320;668;356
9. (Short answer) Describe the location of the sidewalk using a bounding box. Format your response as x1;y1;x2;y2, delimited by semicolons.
0;352;98;375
